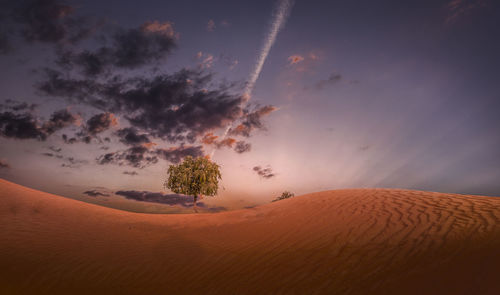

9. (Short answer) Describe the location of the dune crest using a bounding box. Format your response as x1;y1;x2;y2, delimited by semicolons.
1;179;500;295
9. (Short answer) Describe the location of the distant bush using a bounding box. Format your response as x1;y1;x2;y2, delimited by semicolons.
272;191;295;202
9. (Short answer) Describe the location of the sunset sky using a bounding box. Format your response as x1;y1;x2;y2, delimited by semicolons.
1;0;499;212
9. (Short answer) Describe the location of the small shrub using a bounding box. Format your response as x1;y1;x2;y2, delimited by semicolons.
272;191;295;202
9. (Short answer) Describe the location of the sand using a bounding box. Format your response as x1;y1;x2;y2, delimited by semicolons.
1;178;500;295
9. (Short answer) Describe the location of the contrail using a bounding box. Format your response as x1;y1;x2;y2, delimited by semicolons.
242;0;294;100
210;0;294;157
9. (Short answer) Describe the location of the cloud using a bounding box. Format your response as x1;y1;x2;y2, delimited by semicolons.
83;190;109;197
38;69;244;143
48;146;62;152
0;159;10;169
201;132;237;149
360;145;371;151
253;165;275;179
288;55;304;65
206;19;216;32
96;118;203;168
115;190;226;211
198;53;214;69
55;21;177;76
201;132;218;145
61;156;87;168
97;146;158;168
116;127;152;147
41;152;63;159
155;145;204;164
123;171;138;176
42;109;79;134
0;108;77;141
0;100;38;112
218;54;239;70
313;73;342;90
61;112;117;144
445;0;488;24
229;105;277;137
30;11;276;162
0;112;45;140
115;190;195;207
12;0;94;44
234;141;251;153
84;112;118;135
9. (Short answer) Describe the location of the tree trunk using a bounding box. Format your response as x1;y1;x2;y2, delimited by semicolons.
193;195;198;213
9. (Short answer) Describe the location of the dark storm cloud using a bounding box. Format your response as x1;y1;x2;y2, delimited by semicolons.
0;159;10;169
253;166;275;179
155;145;204;164
55;21;177;76
12;0;94;44
314;73;342;90
116;127;151;146
229;105;277;137
38;69;244;143
234;141;251;153
115;190;217;208
83;190;109;197
123;171;138;176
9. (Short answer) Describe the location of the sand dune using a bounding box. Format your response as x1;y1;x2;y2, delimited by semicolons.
1;179;500;295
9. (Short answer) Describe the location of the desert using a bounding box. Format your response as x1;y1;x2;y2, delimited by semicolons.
1;179;499;294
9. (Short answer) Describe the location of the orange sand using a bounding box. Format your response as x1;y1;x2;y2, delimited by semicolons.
1;179;500;294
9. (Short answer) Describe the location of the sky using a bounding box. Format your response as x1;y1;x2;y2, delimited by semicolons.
1;0;499;212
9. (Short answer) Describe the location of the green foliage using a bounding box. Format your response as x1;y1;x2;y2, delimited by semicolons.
165;156;222;198
272;191;295;202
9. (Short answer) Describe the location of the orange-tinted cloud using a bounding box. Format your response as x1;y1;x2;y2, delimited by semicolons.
217;137;236;148
288;55;304;65
201;132;236;149
196;52;215;69
142;21;176;38
228;105;277;137
202;132;218;145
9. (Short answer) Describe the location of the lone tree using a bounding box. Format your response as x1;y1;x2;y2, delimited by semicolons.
164;156;222;212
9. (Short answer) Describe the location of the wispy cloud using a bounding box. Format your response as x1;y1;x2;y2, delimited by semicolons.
206;19;216;32
445;0;488;24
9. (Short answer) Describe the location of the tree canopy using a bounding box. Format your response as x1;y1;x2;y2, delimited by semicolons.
165;156;222;198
